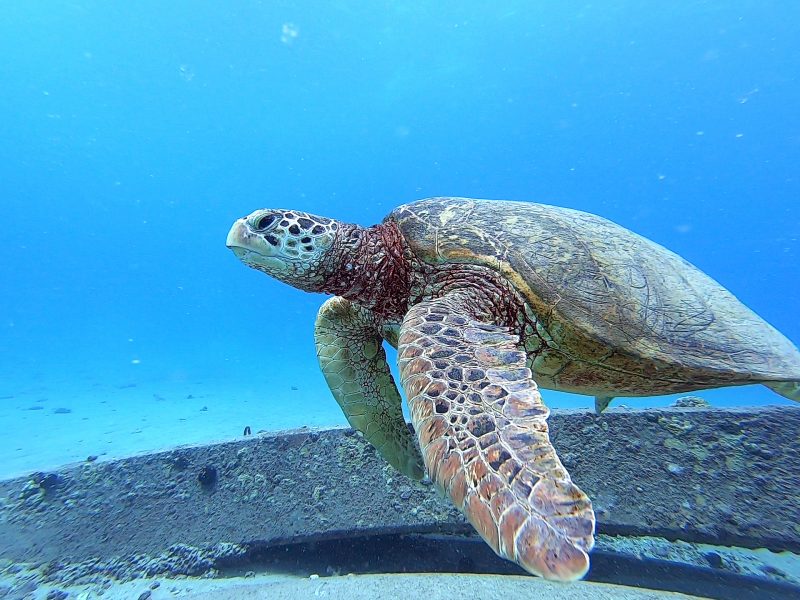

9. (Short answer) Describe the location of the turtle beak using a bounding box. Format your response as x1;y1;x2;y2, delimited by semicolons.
227;216;285;276
226;218;257;258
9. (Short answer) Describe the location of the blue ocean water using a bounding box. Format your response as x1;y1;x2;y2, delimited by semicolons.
1;1;799;468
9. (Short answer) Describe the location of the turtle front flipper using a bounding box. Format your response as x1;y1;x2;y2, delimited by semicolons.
315;296;425;480
398;292;595;581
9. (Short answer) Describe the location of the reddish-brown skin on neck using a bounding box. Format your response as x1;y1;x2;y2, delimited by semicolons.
320;220;413;321
320;220;528;333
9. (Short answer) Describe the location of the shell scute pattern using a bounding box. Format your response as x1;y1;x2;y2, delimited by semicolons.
392;197;800;392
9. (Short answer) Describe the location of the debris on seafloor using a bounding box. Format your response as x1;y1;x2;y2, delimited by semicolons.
671;395;710;408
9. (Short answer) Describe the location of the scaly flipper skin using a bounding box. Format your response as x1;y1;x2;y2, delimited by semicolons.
398;291;595;581
315;296;425;480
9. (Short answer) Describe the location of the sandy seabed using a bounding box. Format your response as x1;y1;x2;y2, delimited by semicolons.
0;365;779;481
0;377;346;480
1;375;798;599
1;572;708;600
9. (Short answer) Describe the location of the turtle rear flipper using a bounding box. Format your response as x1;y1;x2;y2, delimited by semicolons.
398;291;595;581
594;396;614;414
315;296;424;480
765;381;800;402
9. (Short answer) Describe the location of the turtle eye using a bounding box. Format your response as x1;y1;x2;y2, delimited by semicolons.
255;214;277;231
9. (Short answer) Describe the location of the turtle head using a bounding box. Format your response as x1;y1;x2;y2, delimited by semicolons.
226;209;340;292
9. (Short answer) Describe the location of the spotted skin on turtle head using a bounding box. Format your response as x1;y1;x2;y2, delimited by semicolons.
226;209;338;290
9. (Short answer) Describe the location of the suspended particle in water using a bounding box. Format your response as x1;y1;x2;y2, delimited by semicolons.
738;87;759;104
281;23;299;45
178;64;195;82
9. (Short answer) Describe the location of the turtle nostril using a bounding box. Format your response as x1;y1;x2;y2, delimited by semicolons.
256;214;277;230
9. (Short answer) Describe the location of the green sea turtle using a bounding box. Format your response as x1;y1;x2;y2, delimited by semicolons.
226;197;800;581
